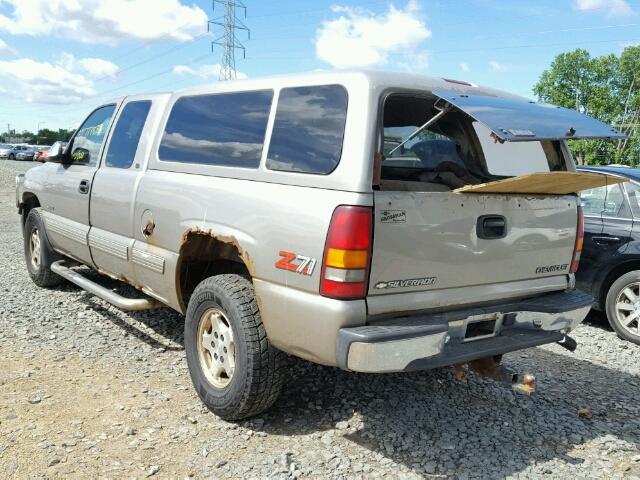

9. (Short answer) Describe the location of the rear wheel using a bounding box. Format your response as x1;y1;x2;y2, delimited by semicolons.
184;274;285;420
605;270;640;345
23;208;64;288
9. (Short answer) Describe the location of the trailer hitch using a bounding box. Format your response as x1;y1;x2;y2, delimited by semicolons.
454;356;536;395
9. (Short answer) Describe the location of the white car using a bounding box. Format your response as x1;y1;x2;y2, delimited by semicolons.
0;144;14;158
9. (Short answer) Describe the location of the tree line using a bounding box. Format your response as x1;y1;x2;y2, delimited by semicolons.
534;45;639;166
1;128;74;146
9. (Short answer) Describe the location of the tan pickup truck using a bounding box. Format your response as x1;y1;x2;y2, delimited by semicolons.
16;71;624;419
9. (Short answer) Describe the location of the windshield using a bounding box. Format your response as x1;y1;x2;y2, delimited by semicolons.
379;94;566;192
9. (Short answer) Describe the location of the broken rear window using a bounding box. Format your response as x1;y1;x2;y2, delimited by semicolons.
379;94;566;192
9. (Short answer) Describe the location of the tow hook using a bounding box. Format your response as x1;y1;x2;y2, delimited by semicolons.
454;357;536;395
557;335;578;352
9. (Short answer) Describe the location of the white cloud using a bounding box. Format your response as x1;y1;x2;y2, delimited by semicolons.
489;60;510;72
0;57;118;104
0;37;15;54
460;62;470;72
315;1;431;68
56;52;118;78
0;0;207;44
574;0;633;16
0;58;95;104
172;63;247;80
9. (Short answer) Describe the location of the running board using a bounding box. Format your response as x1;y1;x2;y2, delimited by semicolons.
51;261;162;311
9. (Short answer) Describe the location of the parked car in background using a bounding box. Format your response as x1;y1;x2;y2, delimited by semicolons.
576;165;640;345
0;144;14;158
34;146;51;162
16;145;38;161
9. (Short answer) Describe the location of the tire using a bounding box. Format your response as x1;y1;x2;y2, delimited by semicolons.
8;153;14;160
23;208;64;288
605;270;640;345
184;274;285;420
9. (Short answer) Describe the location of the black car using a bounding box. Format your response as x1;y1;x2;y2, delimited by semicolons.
576;165;640;345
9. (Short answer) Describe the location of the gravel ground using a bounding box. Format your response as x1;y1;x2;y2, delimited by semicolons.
1;159;639;480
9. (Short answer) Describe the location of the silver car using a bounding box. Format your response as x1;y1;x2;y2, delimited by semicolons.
0;144;13;158
15;71;624;420
15;145;38;161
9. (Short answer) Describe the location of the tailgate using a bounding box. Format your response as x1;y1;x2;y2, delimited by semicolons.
369;191;577;299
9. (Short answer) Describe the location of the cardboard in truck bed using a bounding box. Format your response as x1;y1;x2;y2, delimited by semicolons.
455;171;626;195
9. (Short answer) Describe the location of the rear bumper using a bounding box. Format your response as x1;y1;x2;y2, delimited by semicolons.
336;289;592;373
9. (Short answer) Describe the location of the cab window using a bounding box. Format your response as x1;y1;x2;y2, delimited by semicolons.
70;104;116;166
105;101;152;169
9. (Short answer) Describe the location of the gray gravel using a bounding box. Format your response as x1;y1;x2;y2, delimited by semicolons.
1;159;639;479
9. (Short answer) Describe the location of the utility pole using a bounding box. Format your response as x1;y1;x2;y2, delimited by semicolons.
209;0;250;81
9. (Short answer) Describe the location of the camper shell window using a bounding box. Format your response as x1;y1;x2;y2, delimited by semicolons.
379;94;566;192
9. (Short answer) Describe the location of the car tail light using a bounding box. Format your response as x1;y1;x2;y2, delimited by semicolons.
570;205;584;273
320;205;373;300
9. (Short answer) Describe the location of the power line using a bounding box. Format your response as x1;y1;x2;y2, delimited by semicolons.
209;0;250;81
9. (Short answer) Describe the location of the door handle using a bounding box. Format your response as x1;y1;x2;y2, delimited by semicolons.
78;179;90;194
592;236;621;245
477;215;507;239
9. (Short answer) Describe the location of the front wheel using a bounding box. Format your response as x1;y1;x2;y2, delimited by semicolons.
23;209;64;288
8;153;15;160
605;271;640;345
184;274;285;420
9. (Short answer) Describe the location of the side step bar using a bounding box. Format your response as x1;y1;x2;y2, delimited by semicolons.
51;261;162;311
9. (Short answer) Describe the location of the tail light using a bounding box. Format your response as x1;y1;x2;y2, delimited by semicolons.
320;205;373;300
570;205;584;273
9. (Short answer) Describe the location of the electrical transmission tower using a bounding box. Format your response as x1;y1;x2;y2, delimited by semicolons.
209;0;250;81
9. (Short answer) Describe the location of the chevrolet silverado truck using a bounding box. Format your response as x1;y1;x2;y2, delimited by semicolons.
15;71;624;420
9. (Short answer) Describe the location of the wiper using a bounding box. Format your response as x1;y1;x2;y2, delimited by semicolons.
387;101;453;156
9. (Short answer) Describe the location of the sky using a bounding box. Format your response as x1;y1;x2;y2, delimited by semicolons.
0;0;638;135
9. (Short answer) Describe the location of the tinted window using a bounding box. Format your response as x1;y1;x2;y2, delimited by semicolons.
106;101;152;169
267;85;348;174
604;184;630;218
71;104;116;166
625;182;640;218
159;90;273;168
580;185;607;216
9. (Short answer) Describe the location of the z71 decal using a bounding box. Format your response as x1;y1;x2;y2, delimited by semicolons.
275;251;317;276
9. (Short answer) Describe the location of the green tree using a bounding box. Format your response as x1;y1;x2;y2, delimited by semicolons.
533;46;639;166
35;128;74;145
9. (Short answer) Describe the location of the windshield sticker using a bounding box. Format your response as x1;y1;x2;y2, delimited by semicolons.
375;277;437;290
380;210;406;224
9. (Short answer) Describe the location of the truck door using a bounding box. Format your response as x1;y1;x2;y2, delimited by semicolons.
43;104;117;265
88;98;157;284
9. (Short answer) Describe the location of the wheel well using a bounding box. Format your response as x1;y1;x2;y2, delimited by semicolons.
599;259;640;310
177;232;251;312
21;193;40;228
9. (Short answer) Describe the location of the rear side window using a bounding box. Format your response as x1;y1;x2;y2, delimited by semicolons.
159;90;273;168
106;101;152;169
267;85;348;174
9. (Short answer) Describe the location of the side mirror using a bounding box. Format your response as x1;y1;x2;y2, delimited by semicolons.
46;143;65;163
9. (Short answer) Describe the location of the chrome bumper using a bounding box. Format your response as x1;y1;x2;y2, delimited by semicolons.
337;289;592;373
